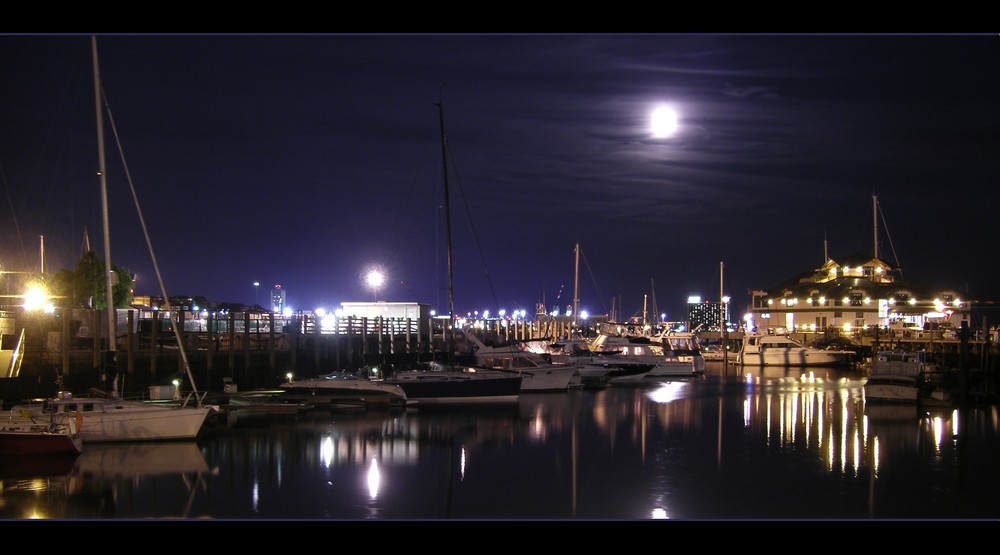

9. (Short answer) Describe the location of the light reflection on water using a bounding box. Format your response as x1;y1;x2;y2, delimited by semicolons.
1;363;997;520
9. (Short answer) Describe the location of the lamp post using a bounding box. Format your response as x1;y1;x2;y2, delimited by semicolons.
253;281;259;308
367;270;384;302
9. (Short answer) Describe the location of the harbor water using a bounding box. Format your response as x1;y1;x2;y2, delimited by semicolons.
1;362;997;521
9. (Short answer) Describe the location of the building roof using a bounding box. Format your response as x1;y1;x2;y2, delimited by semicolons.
758;254;965;303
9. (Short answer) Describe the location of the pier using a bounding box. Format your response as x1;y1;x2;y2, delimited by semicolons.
2;308;998;405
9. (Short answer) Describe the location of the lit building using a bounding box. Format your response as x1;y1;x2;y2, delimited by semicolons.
686;296;729;331
747;253;970;335
271;284;286;313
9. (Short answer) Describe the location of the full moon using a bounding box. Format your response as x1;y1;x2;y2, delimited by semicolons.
650;106;678;138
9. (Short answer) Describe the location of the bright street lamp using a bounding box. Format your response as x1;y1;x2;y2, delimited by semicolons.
367;271;384;302
253;281;260;308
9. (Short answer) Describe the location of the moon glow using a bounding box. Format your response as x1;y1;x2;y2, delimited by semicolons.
650;106;678;138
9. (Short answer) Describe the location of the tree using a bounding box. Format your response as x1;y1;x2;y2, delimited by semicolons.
63;251;134;309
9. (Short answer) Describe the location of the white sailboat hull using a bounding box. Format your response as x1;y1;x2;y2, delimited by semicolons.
16;397;215;443
76;405;214;442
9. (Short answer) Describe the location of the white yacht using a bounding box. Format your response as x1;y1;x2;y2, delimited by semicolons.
737;332;856;367
462;333;580;392
590;329;704;379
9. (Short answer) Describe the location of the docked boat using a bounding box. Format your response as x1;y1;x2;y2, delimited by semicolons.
591;331;703;379
0;407;83;455
864;349;934;403
11;392;216;443
10;39;216;445
864;374;920;403
384;362;523;405
518;337;651;388
736;332;856;367
651;328;708;375
699;343;729;362
279;369;408;409
222;390;315;420
462;333;579;392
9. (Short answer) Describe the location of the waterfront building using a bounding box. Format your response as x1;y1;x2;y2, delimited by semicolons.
747;253;970;335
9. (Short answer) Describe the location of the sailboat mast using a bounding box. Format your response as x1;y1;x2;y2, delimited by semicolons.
872;192;878;260
719;261;725;330
573;243;579;328
93;36;116;355
436;102;454;321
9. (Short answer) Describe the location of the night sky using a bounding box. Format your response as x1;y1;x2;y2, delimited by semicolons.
2;34;997;322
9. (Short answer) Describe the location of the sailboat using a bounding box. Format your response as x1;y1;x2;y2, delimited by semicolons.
0;406;82;455
12;37;217;442
383;103;523;404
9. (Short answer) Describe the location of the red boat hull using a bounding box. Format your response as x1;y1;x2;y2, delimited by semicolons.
0;430;83;455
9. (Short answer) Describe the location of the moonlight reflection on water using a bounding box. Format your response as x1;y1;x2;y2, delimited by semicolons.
1;364;997;520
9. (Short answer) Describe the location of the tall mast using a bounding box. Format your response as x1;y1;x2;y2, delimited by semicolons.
435;102;456;365
719;261;725;329
573;243;580;328
872;192;878;259
93;36;116;356
720;260;728;364
436;102;454;321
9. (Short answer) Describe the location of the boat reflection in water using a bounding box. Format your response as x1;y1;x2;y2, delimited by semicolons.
1;362;997;519
0;441;213;519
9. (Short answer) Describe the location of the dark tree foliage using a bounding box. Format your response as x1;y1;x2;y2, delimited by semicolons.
46;251;135;309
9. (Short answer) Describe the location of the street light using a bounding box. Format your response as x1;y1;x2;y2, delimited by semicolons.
253;281;260;308
367;270;384;302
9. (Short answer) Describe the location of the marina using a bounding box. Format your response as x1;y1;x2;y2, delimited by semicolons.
0;36;997;524
0;361;997;520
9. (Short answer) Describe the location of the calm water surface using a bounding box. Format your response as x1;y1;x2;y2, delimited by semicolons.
2;363;998;520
